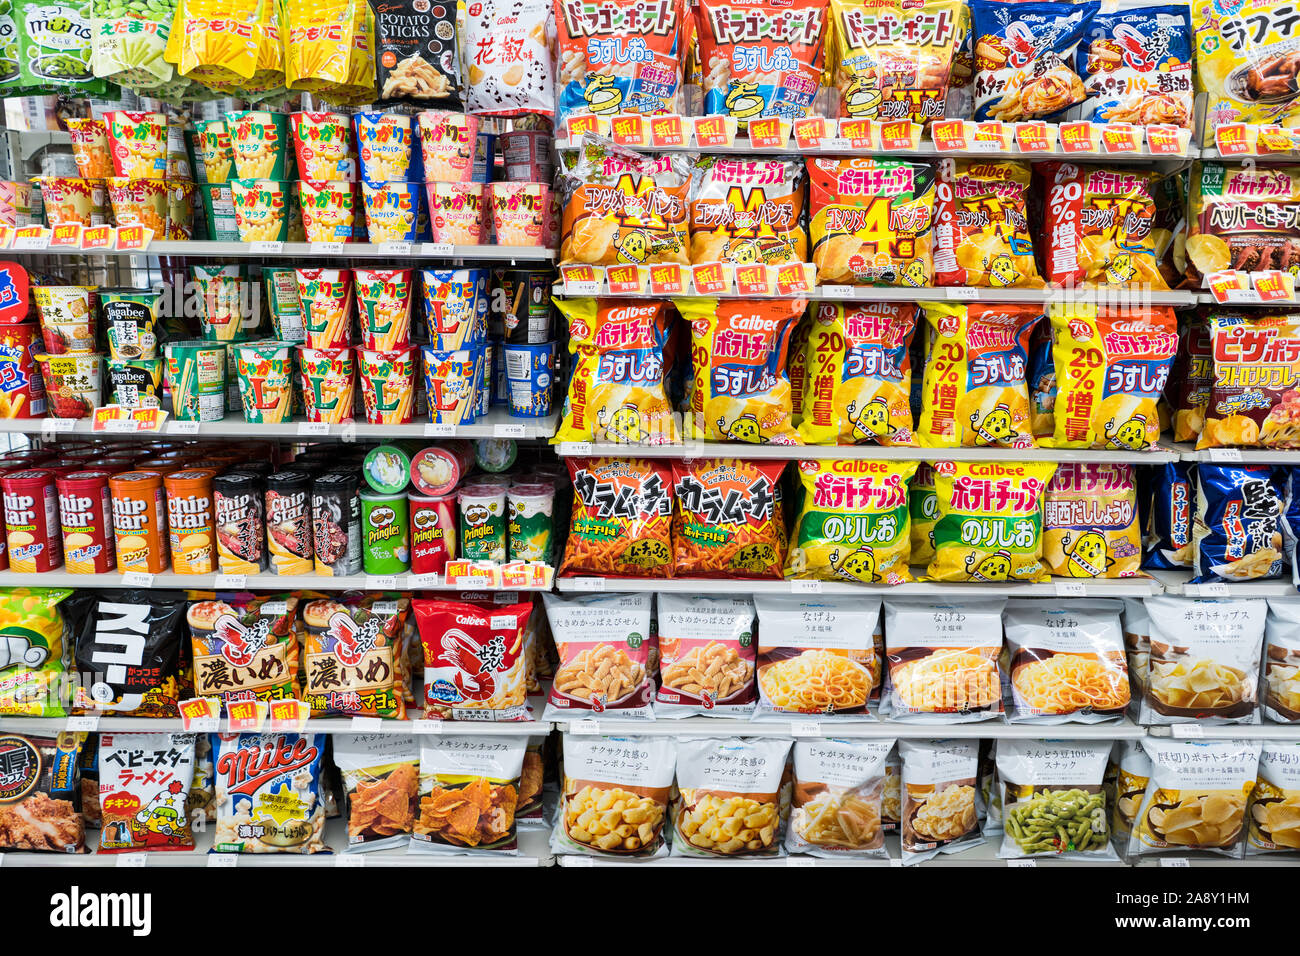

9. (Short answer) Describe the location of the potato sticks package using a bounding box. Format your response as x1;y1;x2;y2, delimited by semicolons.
300;596;408;719
807;158;936;287
784;459;915;585
752;594;882;719
283;0;354;91
996;739;1116;861
688;158;806;265
796;301;917;446
335;733;418;852
671;459;786;578
555;0;685;126
543;592;655;719
1262;599;1300;724
1192;464;1284;584
679;298;803;444
971;0;1096;122
1197;311;1300;450
412;734;527;855
908;461;938;567
786;738;893;860
559;137;690;267
212;732;327;854
0;732;84;853
1003;599;1129;723
927;460;1057;583
412;598;533;720
1193;0;1300;145
1110;740;1150;856
1131;737;1261;860
898;739;981;865
560;458;674;578
917;302;1041;449
1045;305;1176;450
552;734;676;859
1247;741;1300;855
96;733;196;853
1079;5;1192;129
92;0;178;90
1043;463;1141;579
186;594;299;711
1143;461;1193;570
672;736;792;858
374;0;463;105
71;590;187;717
462;0;552;116
1169;314;1212;444
694;0;829;127
0;587;74;717
933;160;1042;289
883;598;1005;723
1140;596;1266;726
828;0;964;125
655;595;756;717
1040;163;1167;289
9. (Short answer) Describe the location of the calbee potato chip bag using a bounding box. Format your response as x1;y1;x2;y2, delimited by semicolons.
1198;310;1300;450
552;734;676;859
671;459;786;578
996;739;1116;861
688;157;807;265
898;739;981;865
1186;163;1300;286
1043;463;1141;579
1079;5;1193;129
1247;741;1300;855
1193;0;1300;145
933;160;1042;289
1192;464;1284;584
908;461;938;567
883;598;1006;723
971;0;1096;122
786;738;893;860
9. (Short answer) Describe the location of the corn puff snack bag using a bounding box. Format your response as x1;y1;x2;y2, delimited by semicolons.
167;0;259;85
553;298;678;445
560;457;675;578
1040;162;1167;289
1185;163;1300;286
909;461;938;568
797;301;917;446
917;301;1040;449
0;587;75;717
679;298;803;445
1079;5;1192;129
283;0;355;91
971;0;1096;122
784;459;917;585
928;459;1057;583
1170;314;1212;444
1043;462;1141;579
92;0;179;89
933;159;1042;289
1045;304;1177;450
694;0;829;127
688;157;807;265
672;459;787;578
828;0;964;124
1198;311;1300;451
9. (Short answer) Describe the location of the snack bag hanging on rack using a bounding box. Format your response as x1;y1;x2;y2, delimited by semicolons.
1078;5;1193;129
462;0;553;116
166;0;259;86
14;0;107;94
688;157;807;266
970;0;1096;122
91;0;180;90
933;160;1042;289
282;0;356;92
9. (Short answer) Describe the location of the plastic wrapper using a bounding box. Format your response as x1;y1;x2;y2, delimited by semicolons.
1043;462;1141;579
933;159;1042;289
671;737;792;858
552;734;675;859
543;592;655;719
997;739;1117;861
1186;162;1300;287
971;0;1095;122
1197;310;1300;450
688;157;806;265
462;0;552;116
654;595;756;717
898;739;981;865
1079;5;1192;129
883;598;1005;723
0;587;75;717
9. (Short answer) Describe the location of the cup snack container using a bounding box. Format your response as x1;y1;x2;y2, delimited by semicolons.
101;288;163;359
503;339;557;418
362;445;414;495
353;111;418;184
489;181;548;246
192;119;235;185
108;469;169;574
359;488;411;574
298;345;356;424
498;130;553;183
2;469;62;572
56;469;116;574
230;178;291;243
291;111;358;182
420;343;482;425
226;110;291;180
408;491;456;574
361;180;421;243
32;285;97;354
417;110;479;183
409;441;474;497
106;356;164;408
265;469;314;575
354;268;414;350
165;340;227;423
262;267;305;344
296;268;355;349
421;268;487;349
311;470;362;576
297;180;361;243
37;177;108;226
499;269;552;344
65;118;114;179
198;182;240;241
34;352;102;419
193;264;249;341
106;177;169;235
477;344;492;418
233;340;295;424
457;480;507;562
164;467;218;574
507;480;554;562
167;180;196;239
425;181;483;244
104;111;168;180
213;470;268;574
357;347;417;425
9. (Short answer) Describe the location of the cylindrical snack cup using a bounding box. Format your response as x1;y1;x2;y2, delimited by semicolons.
192;264;250;342
167;180;196;239
409;441;474;497
3;469;62;572
261;267;305;344
165;340;227;423
473;132;495;184
34;353;101;419
478;343;492;418
361;180;421;243
164;468;217;574
32;286;97;355
100;288;163;360
409;491;456;574
416;110;479;183
37;177;108;226
312;471;361;576
361;445;413;495
357;348;416;425
166;122;191;181
425;182;483;244
213;471;267;574
291;112;358;182
65;118;113;180
500;269;553;343
192;119;235;185
354;268;414;350
489;182;548;246
106;177;169;235
503;340;557;418
508;481;554;562
265;469;314;575
359;488;410;574
297;346;356;424
353;112;418;185
198;183;240;241
233;340;295;424
226;110;291;180
457;481;507;562
296;268;354;349
0;325;46;419
106;357;164;408
56;470;116;574
230;178;291;243
104;111;168;180
109;470;168;574
498;130;553;183
297;180;361;243
420;344;482;425
421;268;487;349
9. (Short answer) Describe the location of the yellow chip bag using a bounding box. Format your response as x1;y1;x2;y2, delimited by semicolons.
688;157;807;265
0;587;74;717
909;460;938;568
933;159;1043;288
784;459;917;584
1043;463;1141;579
928;459;1057;583
797;301;917;446
283;0;356;91
1046;304;1177;450
917;301;1041;449
679;298;804;445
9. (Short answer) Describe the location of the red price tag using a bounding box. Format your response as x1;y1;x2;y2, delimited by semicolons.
773;263;812;296
566;114;601;141
49;223;82;247
972;122;1009;151
1146;124;1183;155
561;263;600;294
691;262;730;295
115;225;151;251
1101;123;1140;152
694;116;736;148
647;263;685;296
81;225;112;249
877;120;915;151
649;114;685;147
793;116;828;149
0;225;12;249
1059;122;1095;153
1254;270;1294;301
1014;122;1051;152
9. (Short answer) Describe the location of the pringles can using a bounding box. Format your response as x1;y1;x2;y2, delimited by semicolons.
56;469;116;573
409;492;455;575
457;481;506;562
108;470;168;574
312;471;361;576
265;469;313;575
2;469;62;572
212;471;267;574
164;468;217;574
359;488;410;574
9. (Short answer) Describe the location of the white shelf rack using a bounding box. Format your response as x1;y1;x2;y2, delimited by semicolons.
1151;570;1296;598
0;715;551;735
1173;442;1300;464
555;575;1163;598
3;240;555;262
0;570;547;592
553;716;1147;740
1146;723;1300;740
554;440;1180;463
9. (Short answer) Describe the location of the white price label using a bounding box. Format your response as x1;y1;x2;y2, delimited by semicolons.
351;716;382;732
250;240;284;254
424;242;454;256
791;580;823;594
104;419;139;433
412;719;444;734
1208;448;1243;462
168;420;201;435
786;856;817;867
310;242;345;255
379;241;412;256
215;574;247;590
188;717;219;733
116;853;148;868
1161;857;1191;868
122;571;154;587
1007;859;1037;867
889;857;903;868
1054;581;1087;598
564;280;600;296
490;614;516;629
66;715;99;732
1195;582;1230;597
821;137;851;150
297;421;329;436
566;442;594;456
570;719;600;735
366;575;398;590
408;574;439;589
565;856;595;868
1182;724;1205;738
207;854;239;868
948;287;980;300
494;423;526;439
43;417;77;435
424;422;456;437
456;576;488;588
790;721;822;737
336;853;367;867
819;284;854;297
573;577;606;592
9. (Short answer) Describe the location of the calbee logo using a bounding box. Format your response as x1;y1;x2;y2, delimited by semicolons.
50;886;151;936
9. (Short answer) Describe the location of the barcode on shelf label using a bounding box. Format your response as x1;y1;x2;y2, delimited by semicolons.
573;577;606;592
168;420;201;435
424;423;456;437
412;719;444;734
335;854;367;867
250;241;283;254
116;853;148;868
424;242;454;256
66;715;99;732
494;423;526;439
1160;857;1191;868
310;242;345;255
215;574;246;590
43;418;76;435
297;422;329;436
380;241;412;256
1195;583;1229;597
207;854;238;868
571;719;600;735
122;572;154;588
786;856;816;867
409;574;439;589
790;721;822;737
791;580;823;594
351;716;382;732
1007;859;1037;867
366;575;398;590
1054;581;1087;598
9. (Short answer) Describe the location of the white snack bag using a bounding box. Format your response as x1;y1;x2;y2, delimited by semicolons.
410;735;528;856
551;735;676;860
1110;740;1150;858
1003;599;1129;723
883;598;1006;723
978;744;1003;836
898;739;982;866
543;592;655;721
1138;596;1266;726
334;734;419;853
881;745;901;833
1246;741;1300;855
996;739;1118;861
785;738;894;861
1119;596;1150;718
671;737;792;858
1262;598;1300;723
1130;738;1261;860
462;0;555;117
654;595;757;718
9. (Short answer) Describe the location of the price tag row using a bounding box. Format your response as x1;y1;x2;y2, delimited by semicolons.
0;223;155;253
560;261;816;298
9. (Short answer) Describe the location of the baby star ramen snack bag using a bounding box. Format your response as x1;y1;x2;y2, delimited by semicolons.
1144;461;1194;570
97;733;196;853
1192;464;1284;584
996;739;1117;861
0;587;75;717
213;732;327;854
928;459;1057;583
1186;163;1300;286
786;738;893;860
1079;5;1193;129
411;734;527;854
933;160;1042;289
1043;463;1141;579
1261;599;1300;724
688;157;807;265
553;298;678;445
679;298;803;444
784;459;916;584
971;0;1096;122
796;301;917;446
1045;304;1177;449
671;736;792;858
752;594;883;719
1131;737;1261;859
909;461;939;567
1198;311;1300;450
671;459;786;578
655;595;756;717
898;739;981;865
917;302;1041;449
187;594;299;711
883;598;1006;723
335;734;418;853
413;598;534;720
807;158;936;287
552;734;676;859
543;592;655;719
1140;596;1266;726
1246;741;1300;855
560;457;674;578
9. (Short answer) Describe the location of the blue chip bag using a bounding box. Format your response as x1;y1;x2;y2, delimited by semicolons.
971;0;1097;122
1078;5;1193;129
1192;464;1285;584
1143;461;1193;570
1282;468;1300;572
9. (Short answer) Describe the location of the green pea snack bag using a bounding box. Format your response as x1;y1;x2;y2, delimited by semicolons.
1;0;21;87
90;0;177;90
15;0;109;92
996;739;1118;861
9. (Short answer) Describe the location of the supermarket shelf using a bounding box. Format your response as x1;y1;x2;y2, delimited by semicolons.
555;575;1163;597
1151;570;1296;598
1147;723;1300;740
1171;441;1300;463
4;241;555;262
0;570;549;592
553;283;1198;307
554;440;1179;463
0;715;551;735
553;716;1147;740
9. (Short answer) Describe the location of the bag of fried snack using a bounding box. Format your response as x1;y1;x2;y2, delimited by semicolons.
1198;311;1300;450
515;735;546;825
909;461;939;567
679;298;803;444
461;0;552;116
1186;163;1300;285
654;596;756;717
412;734;527;855
543;592;655;720
0;587;75;717
413;597;534;720
1130;737;1261;860
1043;463;1141;579
560;457;674;578
694;0;829;127
688;157;807;265
997;739;1117;861
1120;597;1150;717
374;0;461;105
212;732;327;854
282;0;355;92
1079;5;1193;129
97;733;196;853
898;739;981;865
796;301;918;446
552;734;675;859
672;460;786;579
1143;461;1193;570
807;158;936;287
0;732;85;853
335;733;418;852
186;593;299;712
933;160;1042;288
1192;464;1284;585
1169;313;1212;444
671;736;792;858
1109;740;1150;857
301;595;408;719
559;136;690;267
1247;741;1300;855
916;302;1041;449
971;0;1095;122
1261;599;1300;724
786;738;893;860
883;598;1005;723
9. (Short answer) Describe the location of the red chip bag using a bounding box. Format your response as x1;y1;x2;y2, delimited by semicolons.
560;457;675;577
413;598;533;720
671;458;786;577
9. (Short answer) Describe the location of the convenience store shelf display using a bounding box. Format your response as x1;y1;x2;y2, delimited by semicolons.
0;569;551;592
1;240;555;262
554;575;1165;598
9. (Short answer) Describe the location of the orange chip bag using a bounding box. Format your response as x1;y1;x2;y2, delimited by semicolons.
672;458;787;578
561;457;675;577
934;159;1043;288
689;157;807;265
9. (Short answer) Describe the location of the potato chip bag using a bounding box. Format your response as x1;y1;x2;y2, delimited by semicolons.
560;457;674;578
1170;314;1212;444
1198;311;1300;450
927;459;1057;583
788;314;812;424
1045;304;1177;450
1043;463;1141;579
553;298;678;445
1186;163;1300;286
1027;323;1055;440
462;0;553;116
679;298;803;444
1247;741;1300;855
1142;461;1193;570
784;459;917;584
0;588;74;717
1192;464;1284;584
796;301;917;446
933;159;1042;289
688;157;807;265
302;595;409;719
1079;5;1193;129
559;137;691;267
1040;163;1167;289
807;158;936;287
916;302;1040;449
672;459;786;578
1262;601;1300;725
786;738;892;860
972;0;1095;122
908;461;938;567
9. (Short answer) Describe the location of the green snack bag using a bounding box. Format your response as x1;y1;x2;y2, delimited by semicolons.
0;0;21;85
15;0;107;92
90;0;176;90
